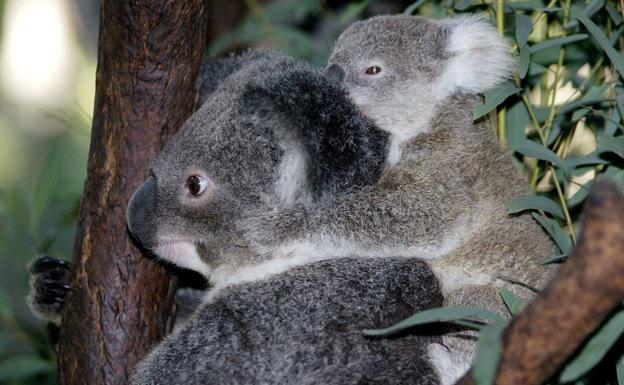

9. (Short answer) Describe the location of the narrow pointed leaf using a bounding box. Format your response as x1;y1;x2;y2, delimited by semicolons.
560;310;624;382
515;14;533;47
508;195;565;218
532;213;573;255
510;140;564;167
473;82;520;119
529;34;588;53
500;288;529;316
362;307;505;337
473;321;507;385
519;47;530;78
598;134;624;158
539;254;568;265
577;14;624;78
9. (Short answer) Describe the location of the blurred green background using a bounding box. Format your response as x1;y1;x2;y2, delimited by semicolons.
0;0;622;383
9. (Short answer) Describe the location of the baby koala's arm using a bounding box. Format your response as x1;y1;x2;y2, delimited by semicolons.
248;148;471;259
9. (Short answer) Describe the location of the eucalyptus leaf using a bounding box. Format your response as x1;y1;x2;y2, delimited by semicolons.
529;34;588;54
507;0;544;10
509;140;564;167
617;352;624;385
0;356;54;382
508;195;565;218
539;254;568;265
403;0;430;14
473;321;507;385
532;213;573;255
577;14;624;78
506;101;530;147
515;14;533;47
500;288;528;316
519;47;530;79
340;0;371;24
597;134;624;158
560;310;624;382
567;185;591;208
362;307;505;337
0;285;11;319
606;2;623;26
454;0;473;11
473;82;520;119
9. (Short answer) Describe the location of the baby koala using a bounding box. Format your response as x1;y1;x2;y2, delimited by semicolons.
243;15;556;381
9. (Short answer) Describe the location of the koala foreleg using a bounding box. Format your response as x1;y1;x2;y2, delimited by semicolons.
27;255;72;325
27;255;204;329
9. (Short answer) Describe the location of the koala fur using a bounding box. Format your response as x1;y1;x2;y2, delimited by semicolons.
322;15;557;380
32;53;445;383
132;257;443;385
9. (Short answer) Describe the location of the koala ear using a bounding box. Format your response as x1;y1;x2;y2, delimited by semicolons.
243;65;389;203
440;15;516;94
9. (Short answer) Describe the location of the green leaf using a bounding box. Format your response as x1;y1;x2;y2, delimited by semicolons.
564;152;608;169
518;47;530;79
597;134;624;158
508;195;565;218
500;288;528;316
539;254;568;265
515;14;533;48
532;213;573;255
473;82;520;119
560;310;624;382
529;34;589;54
454;0;474;10
617;352;624;385
340;0;371;24
606;2;623;26
510;140;564;167
473;321;507;385
577;14;624;78
362;307;505;337
507;0;544;10
506;102;530;148
403;0;430;14
0;285;11;319
0;355;54;382
567;185;591;208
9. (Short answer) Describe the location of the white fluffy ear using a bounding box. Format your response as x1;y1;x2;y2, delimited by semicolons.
440;15;516;94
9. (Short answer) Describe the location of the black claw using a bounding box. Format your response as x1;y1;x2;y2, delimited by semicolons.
39;294;65;306
30;256;70;274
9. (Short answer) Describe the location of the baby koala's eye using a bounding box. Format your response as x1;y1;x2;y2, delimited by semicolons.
365;66;382;75
186;175;207;196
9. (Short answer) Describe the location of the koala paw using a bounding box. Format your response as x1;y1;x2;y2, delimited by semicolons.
27;255;71;325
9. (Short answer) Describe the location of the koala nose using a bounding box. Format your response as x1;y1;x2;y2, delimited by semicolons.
324;63;345;83
126;176;157;248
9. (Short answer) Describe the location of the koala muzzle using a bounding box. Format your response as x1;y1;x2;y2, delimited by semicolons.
324;63;345;83
126;176;157;249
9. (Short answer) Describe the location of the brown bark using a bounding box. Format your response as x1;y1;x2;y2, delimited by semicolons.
57;2;208;385
456;181;624;385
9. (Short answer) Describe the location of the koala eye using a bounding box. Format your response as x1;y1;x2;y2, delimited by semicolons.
365;66;382;75
186;175;207;196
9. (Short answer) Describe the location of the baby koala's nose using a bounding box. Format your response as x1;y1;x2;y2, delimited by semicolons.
323;63;345;83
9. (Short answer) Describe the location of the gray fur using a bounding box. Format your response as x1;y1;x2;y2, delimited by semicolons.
132;257;442;385
322;15;557;380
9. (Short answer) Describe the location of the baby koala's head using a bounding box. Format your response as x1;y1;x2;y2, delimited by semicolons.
326;15;515;139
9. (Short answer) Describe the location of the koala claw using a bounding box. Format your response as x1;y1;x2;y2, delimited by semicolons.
27;255;72;325
29;255;70;274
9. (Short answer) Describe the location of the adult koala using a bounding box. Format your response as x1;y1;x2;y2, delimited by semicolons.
30;52;445;384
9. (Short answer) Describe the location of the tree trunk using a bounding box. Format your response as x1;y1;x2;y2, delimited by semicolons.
57;2;208;385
